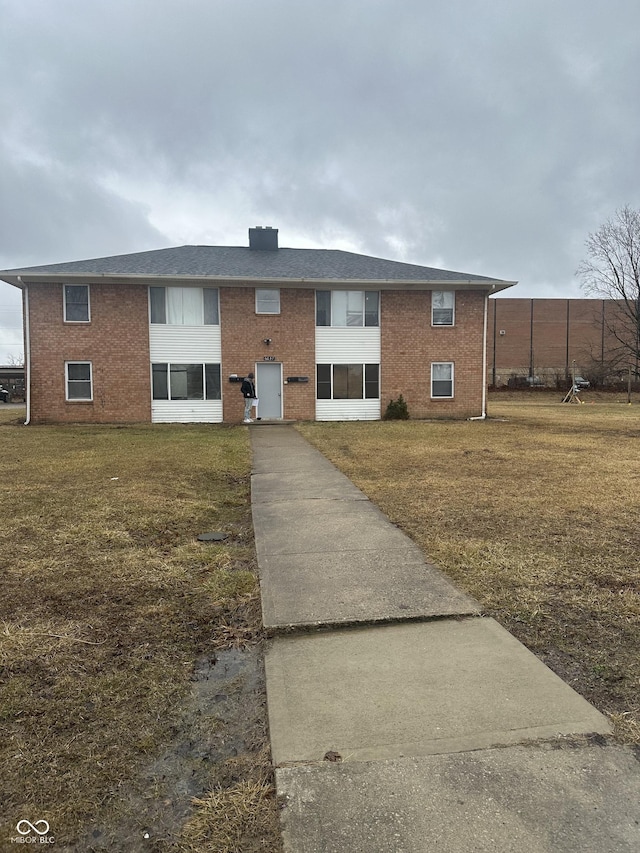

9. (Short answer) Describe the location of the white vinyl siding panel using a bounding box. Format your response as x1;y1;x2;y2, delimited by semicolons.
315;327;381;362
152;401;223;423
315;328;380;421
149;326;222;423
315;400;380;421
149;326;222;361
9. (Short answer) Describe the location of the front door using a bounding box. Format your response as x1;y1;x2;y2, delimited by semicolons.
256;363;283;419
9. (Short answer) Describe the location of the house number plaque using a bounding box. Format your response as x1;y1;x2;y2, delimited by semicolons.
263;356;276;361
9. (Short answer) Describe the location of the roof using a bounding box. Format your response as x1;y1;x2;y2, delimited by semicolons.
0;245;516;292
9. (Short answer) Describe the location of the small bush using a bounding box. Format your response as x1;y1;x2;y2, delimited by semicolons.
383;395;409;420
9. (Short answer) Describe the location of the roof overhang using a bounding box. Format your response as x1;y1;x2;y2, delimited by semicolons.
2;272;517;293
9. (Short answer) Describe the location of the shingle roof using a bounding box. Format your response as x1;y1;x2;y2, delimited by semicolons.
0;245;514;288
0;246;515;291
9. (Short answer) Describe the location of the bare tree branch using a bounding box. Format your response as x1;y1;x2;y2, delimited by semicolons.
576;206;640;372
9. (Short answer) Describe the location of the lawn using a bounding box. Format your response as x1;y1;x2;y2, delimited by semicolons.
298;393;640;744
0;408;281;852
2;395;638;848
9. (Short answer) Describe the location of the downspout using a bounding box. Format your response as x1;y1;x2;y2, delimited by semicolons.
18;277;31;425
469;289;490;420
492;297;497;388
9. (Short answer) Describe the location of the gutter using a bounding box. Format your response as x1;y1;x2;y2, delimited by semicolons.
3;272;518;293
18;277;30;425
468;287;491;421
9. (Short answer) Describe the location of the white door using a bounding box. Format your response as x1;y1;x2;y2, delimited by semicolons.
256;363;283;419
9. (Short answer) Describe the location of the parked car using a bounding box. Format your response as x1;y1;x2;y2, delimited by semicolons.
0;385;9;403
573;376;590;390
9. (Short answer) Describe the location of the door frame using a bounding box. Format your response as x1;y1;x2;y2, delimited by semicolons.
255;361;283;419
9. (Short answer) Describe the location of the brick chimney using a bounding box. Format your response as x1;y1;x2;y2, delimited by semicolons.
249;226;279;250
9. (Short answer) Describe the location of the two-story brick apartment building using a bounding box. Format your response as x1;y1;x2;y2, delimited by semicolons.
0;228;515;424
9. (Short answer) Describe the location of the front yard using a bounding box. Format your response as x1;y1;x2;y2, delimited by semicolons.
0;410;281;852
299;394;640;744
2;394;639;849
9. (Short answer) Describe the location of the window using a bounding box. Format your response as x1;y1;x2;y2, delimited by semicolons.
431;362;454;398
333;364;363;398
316;291;379;327
149;287;219;325
152;363;221;400
317;364;332;399
316;364;379;399
66;362;92;400
432;291;455;326
256;289;280;314
365;363;379;398
64;285;90;322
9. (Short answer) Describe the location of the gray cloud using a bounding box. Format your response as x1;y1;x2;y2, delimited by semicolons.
2;0;640;360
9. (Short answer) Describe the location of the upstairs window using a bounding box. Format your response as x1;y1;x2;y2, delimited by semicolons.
256;289;280;314
64;285;90;322
150;287;219;325
432;291;455;326
316;291;379;327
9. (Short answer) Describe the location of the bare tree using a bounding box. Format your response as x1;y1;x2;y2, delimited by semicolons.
4;353;24;367
577;206;640;374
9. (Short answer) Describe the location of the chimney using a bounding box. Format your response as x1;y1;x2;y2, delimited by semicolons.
249;226;279;251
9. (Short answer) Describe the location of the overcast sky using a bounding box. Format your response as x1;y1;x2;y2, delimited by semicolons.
2;0;640;362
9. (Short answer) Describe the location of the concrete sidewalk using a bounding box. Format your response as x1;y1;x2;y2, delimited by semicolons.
251;425;640;853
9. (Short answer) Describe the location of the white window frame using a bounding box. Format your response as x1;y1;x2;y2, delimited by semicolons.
316;363;380;400
64;284;90;323
315;290;380;327
65;361;93;401
151;363;222;401
431;291;455;326
431;362;454;398
255;288;280;314
149;287;220;325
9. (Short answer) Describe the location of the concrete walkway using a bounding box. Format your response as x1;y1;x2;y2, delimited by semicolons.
251;426;640;853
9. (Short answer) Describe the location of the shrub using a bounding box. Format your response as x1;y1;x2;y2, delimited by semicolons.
383;394;409;420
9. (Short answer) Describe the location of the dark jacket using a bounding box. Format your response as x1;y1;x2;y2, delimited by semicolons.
241;377;256;399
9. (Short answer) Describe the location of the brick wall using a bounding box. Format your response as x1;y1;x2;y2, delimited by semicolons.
220;286;317;422
381;290;486;418
28;282;151;423
26;282;489;423
488;298;626;384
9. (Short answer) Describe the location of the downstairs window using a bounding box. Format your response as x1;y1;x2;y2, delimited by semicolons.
152;363;222;400
66;362;92;400
431;362;454;398
316;364;379;399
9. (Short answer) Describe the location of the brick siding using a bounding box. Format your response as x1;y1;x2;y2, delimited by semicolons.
26;282;489;423
382;290;486;418
220;286;317;422
27;282;151;423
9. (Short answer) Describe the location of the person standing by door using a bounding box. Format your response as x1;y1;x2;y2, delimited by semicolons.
241;372;257;423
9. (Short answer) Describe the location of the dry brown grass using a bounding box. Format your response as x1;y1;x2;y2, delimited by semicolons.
0;417;282;851
298;393;640;743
